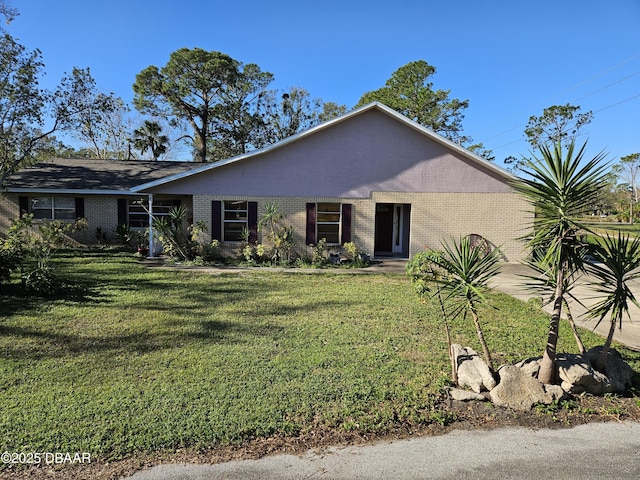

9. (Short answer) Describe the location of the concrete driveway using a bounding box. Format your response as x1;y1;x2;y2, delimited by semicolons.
493;262;640;351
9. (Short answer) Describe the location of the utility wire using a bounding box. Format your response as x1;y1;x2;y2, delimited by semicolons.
483;54;640;142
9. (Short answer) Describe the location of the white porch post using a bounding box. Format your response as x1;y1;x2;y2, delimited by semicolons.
147;193;155;258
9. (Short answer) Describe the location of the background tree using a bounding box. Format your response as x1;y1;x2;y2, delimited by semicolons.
66;68;132;159
133;48;274;163
0;34;110;187
318;101;347;123
357;61;467;141
524;104;593;149
357;60;492;159
512;140;609;384
132;120;168;161
255;88;346;147
505;104;593;171
207;62;273;159
612;153;640;224
0;0;17;28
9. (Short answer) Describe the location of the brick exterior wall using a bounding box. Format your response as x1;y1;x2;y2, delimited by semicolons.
0;193;193;247
194;192;532;262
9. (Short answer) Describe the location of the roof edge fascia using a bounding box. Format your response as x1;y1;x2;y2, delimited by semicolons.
3;188;144;196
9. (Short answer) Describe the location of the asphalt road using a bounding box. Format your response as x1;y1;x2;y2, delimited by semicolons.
126;421;640;479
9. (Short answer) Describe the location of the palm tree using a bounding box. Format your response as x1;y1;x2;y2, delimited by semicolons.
427;236;503;371
523;251;587;354
132;120;169;161
406;249;458;383
512;140;609;384
586;232;640;368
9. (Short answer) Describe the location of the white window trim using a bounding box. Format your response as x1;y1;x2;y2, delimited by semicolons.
316;202;341;245
223;200;248;242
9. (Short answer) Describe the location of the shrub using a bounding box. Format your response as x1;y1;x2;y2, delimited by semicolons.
312;238;328;266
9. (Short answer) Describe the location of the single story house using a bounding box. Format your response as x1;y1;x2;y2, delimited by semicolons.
1;102;532;261
0;158;196;245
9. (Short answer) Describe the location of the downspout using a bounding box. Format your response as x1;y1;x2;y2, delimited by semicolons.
147;193;155;258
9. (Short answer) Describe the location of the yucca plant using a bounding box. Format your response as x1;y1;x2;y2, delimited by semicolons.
512;139;609;383
522;251;587;354
426;236;503;371
406;249;457;383
586;232;640;366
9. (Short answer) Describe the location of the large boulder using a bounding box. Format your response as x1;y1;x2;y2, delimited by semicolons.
556;353;615;395
489;365;566;411
587;346;634;393
452;344;496;393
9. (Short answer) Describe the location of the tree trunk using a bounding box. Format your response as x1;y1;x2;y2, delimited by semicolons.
538;267;564;384
563;298;585;354
436;289;457;384
470;305;493;371
600;316;617;364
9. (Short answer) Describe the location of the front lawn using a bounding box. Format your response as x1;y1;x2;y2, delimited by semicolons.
0;251;638;469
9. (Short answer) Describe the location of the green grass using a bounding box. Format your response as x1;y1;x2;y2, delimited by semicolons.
585;221;640;236
0;251;637;463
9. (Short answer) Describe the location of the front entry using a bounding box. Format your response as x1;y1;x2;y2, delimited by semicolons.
374;203;411;257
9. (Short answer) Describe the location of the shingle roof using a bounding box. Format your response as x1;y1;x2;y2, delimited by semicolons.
3;158;198;193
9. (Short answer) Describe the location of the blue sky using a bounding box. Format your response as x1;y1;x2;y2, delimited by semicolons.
8;0;640;167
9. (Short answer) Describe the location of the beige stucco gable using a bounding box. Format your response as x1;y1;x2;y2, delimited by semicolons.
141;105;514;198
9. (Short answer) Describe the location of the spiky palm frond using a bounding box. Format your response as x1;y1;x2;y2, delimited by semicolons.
512;140;610;271
428;236;502;316
521;249;586;310
586;233;640;333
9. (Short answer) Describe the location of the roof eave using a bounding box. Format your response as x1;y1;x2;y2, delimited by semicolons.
3;188;145;196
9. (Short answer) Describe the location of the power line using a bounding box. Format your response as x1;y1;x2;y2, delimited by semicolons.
594;93;640;113
571;70;640;103
482;54;640;142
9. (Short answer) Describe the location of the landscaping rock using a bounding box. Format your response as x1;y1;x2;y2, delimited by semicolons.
449;388;488;402
514;357;541;378
587;346;634;393
451;344;496;393
490;365;566;411
556;353;614;395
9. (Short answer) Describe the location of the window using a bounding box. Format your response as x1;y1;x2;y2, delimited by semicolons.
128;199;179;228
211;200;257;243
223;200;248;241
306;203;351;246
316;202;341;244
31;197;76;220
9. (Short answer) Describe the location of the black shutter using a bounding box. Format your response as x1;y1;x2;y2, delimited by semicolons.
248;201;258;243
18;196;29;217
341;203;352;244
117;199;128;226
75;197;85;219
306;203;316;245
211;200;222;241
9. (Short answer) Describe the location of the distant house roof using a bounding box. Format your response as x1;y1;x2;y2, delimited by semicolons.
3;158;197;195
